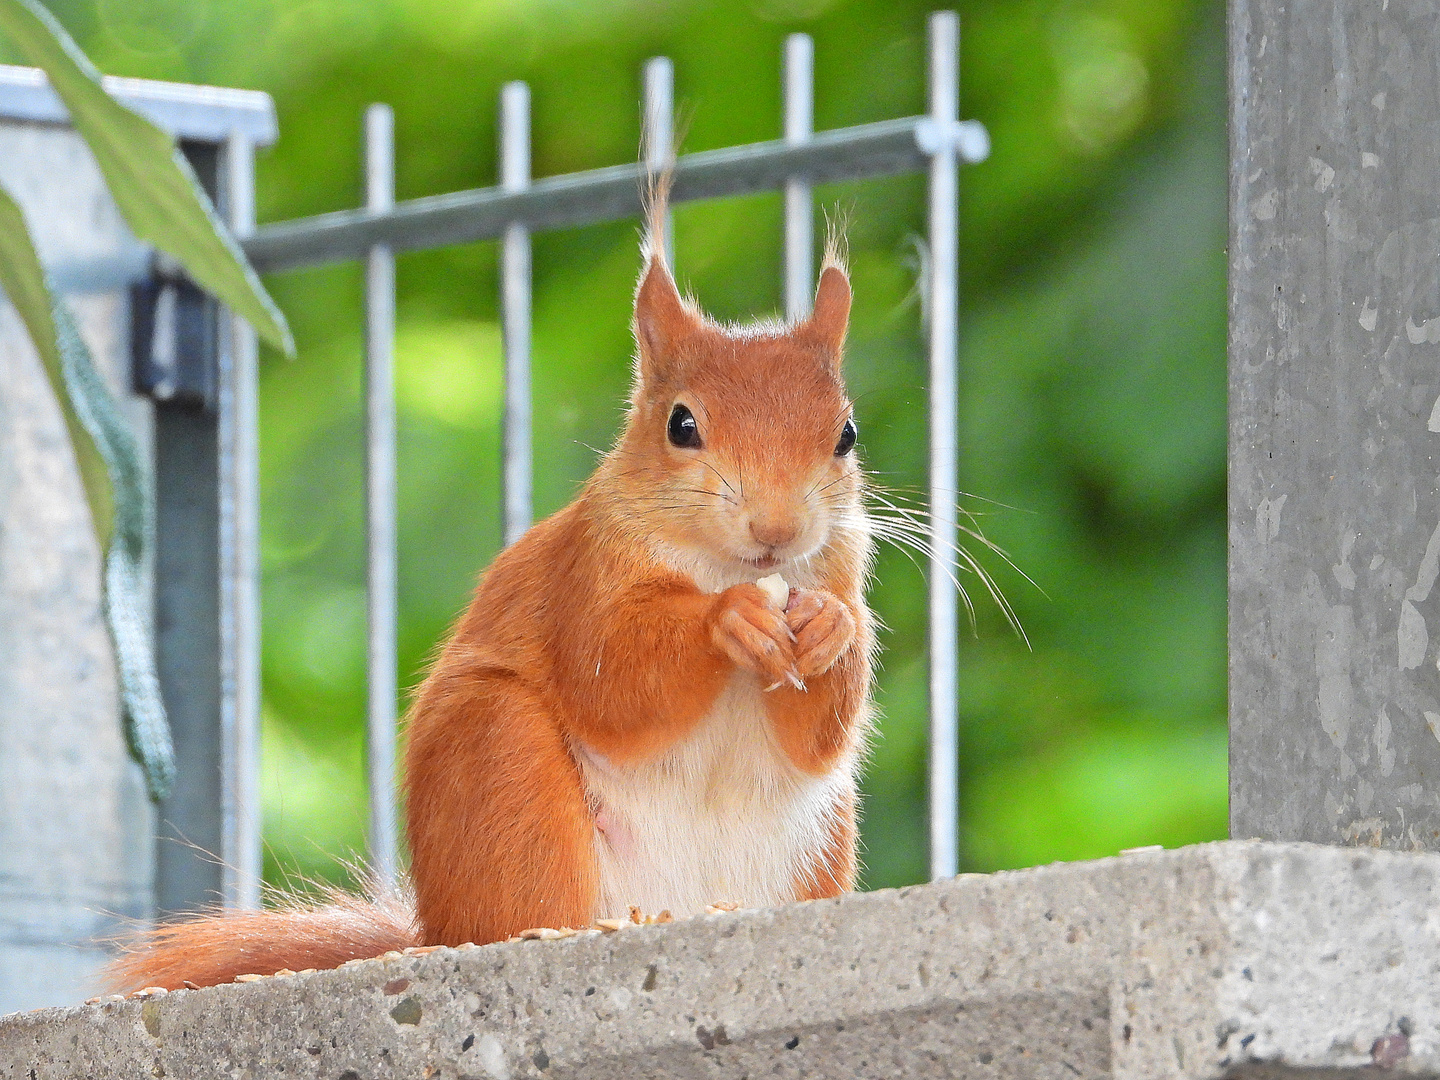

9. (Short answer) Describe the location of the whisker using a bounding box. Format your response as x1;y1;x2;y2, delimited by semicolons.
954;525;1046;598
865;501;1045;602
833;501;1033;644
833;520;933;593
808;472;853;500
870;477;1031;515
866;488;1036;570
832;520;974;621
697;459;740;500
624;497;716;507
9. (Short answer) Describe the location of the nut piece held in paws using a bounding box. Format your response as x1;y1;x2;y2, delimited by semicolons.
755;573;789;608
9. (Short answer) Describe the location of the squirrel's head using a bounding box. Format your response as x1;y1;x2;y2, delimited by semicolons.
607;250;866;588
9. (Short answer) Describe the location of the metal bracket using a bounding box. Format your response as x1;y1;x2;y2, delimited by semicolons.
914;117;990;163
130;254;217;410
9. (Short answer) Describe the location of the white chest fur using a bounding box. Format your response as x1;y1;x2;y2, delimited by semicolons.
576;676;851;920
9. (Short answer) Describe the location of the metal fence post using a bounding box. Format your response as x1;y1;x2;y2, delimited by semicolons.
643;57;674;267
151;132;269;917
218;131;263;910
151;129;267;916
364;103;399;882
500;83;533;547
150;140;227;919
926;10;961;882
783;33;814;321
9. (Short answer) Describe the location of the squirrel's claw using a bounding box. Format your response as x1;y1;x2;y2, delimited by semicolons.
763;670;806;693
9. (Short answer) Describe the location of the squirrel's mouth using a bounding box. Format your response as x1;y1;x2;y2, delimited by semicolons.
740;531;827;572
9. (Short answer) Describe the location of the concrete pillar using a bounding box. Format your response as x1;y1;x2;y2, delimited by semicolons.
0;110;155;1014
1230;2;1440;845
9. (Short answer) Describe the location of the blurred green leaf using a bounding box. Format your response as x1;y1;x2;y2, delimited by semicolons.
0;184;112;543
0;0;293;355
0;183;175;800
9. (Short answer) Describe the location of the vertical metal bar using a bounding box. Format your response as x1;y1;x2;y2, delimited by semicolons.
643;56;675;268
926;11;960;882
499;83;533;547
153;140;224;919
151;400;222;916
364;103;399;883
218;131;262;909
783;33;814;322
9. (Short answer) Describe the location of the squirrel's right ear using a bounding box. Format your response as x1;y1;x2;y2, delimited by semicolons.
633;256;695;381
803;263;852;363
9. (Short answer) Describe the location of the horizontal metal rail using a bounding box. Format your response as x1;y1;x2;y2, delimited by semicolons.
242;116;987;273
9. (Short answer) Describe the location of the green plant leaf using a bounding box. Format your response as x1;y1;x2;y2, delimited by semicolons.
0;183;175;801
0;0;293;356
0;183;112;543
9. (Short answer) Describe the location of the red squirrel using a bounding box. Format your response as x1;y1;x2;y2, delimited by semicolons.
107;205;875;993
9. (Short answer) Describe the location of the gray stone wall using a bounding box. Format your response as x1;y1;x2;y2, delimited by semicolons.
0;119;154;1013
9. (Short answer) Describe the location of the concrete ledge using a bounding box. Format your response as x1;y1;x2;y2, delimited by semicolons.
3;841;1439;1078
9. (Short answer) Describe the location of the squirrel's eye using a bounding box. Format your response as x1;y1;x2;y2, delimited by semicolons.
667;403;702;449
835;417;857;456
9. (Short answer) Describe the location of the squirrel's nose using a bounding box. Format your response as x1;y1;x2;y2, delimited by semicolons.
748;513;799;549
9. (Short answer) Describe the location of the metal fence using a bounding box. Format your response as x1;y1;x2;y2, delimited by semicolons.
237;10;988;891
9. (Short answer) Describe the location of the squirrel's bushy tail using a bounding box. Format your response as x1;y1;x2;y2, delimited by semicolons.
104;887;419;993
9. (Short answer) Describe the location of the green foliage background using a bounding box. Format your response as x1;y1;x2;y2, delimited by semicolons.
21;0;1226;891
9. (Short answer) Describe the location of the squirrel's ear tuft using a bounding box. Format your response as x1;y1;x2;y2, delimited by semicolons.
634;256;695;380
805;263;851;361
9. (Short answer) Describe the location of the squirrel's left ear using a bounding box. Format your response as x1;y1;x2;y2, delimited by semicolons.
804;264;851;362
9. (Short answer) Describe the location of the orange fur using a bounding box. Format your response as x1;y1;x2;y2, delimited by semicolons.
105;891;415;992
106;211;875;992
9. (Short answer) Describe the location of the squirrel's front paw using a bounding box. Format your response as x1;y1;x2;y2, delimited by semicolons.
785;588;856;677
711;583;801;689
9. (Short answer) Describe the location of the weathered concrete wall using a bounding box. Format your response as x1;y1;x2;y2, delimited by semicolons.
0;120;154;1013
1230;0;1440;845
2;842;1437;1079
